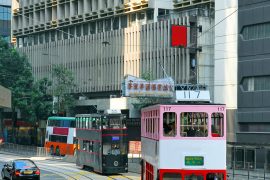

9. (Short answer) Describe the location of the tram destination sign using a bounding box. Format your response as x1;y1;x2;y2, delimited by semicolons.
185;156;204;166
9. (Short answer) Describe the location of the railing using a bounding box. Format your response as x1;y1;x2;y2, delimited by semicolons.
227;161;270;180
0;143;49;157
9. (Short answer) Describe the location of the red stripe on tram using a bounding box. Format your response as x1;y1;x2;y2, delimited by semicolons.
102;134;128;137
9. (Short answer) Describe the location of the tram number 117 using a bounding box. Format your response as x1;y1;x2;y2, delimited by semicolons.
218;107;225;111
164;106;171;111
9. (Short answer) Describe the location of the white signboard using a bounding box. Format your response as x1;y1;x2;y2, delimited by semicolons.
175;90;211;102
122;75;175;98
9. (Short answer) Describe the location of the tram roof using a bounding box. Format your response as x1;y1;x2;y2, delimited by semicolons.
142;103;225;108
75;114;101;118
48;116;75;121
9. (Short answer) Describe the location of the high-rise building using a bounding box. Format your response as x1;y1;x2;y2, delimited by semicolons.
12;0;214;117
0;0;11;41
215;0;270;169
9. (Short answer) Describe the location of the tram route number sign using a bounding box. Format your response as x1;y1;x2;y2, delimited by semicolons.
185;156;204;166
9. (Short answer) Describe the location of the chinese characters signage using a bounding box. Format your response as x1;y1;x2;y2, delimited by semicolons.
185;156;204;166
122;75;175;98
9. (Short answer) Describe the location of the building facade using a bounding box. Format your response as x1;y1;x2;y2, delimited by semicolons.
12;0;215;117
237;0;270;168
215;0;270;169
0;0;11;41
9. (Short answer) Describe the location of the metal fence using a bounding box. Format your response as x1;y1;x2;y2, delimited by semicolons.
0;143;49;157
227;161;270;180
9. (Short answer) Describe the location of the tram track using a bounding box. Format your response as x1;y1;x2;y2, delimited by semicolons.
108;174;138;180
36;162;96;180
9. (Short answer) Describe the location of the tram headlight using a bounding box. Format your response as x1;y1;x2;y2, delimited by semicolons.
113;161;119;166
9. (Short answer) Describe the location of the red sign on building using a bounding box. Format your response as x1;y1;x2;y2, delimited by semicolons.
171;25;187;48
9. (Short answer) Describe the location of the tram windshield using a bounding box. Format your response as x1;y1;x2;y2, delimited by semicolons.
102;115;126;129
103;142;127;155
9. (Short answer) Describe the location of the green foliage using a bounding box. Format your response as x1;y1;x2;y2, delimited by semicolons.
31;78;53;120
52;64;76;115
0;38;34;120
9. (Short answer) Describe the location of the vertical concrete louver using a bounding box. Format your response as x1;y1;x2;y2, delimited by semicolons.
18;16;193;94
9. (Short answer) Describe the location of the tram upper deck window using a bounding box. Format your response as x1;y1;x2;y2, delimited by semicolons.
163;112;177;137
211;113;224;137
180;112;208;137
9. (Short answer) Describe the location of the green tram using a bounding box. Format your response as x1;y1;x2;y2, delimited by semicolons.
75;109;128;174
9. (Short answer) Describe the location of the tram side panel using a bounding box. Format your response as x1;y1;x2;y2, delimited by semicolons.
76;129;102;173
159;140;226;170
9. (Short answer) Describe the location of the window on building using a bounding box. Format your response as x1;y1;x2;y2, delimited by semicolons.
242;22;270;40
70;26;75;38
113;17;119;30
45;32;50;43
57;30;62;40
146;10;154;21
163;112;176;137
83;23;88;36
130;13;136;22
39;33;44;44
51;30;55;42
121;15;127;28
63;28;68;39
180;112;208;137
138;12;145;20
76;25;81;37
158;8;169;16
242;76;270;91
90;22;96;34
97;21;103;33
105;18;111;31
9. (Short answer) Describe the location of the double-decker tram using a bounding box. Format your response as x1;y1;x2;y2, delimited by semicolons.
141;103;226;180
75;109;128;174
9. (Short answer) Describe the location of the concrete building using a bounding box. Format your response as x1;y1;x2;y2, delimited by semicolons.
215;0;270;169
11;0;214;117
0;0;11;41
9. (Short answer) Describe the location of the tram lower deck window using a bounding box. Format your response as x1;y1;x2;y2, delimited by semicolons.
163;173;182;179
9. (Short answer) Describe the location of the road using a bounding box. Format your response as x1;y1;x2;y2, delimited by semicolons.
0;153;140;180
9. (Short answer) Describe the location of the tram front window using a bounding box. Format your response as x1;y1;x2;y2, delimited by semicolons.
103;143;127;155
102;116;126;129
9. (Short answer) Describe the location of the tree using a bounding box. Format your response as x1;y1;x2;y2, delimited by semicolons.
52;64;76;116
0;38;34;142
31;77;53;121
0;38;34;120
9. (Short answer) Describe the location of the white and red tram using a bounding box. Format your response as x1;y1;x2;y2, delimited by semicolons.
141;104;226;180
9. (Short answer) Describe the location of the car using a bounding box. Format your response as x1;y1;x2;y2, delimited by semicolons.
1;159;40;180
